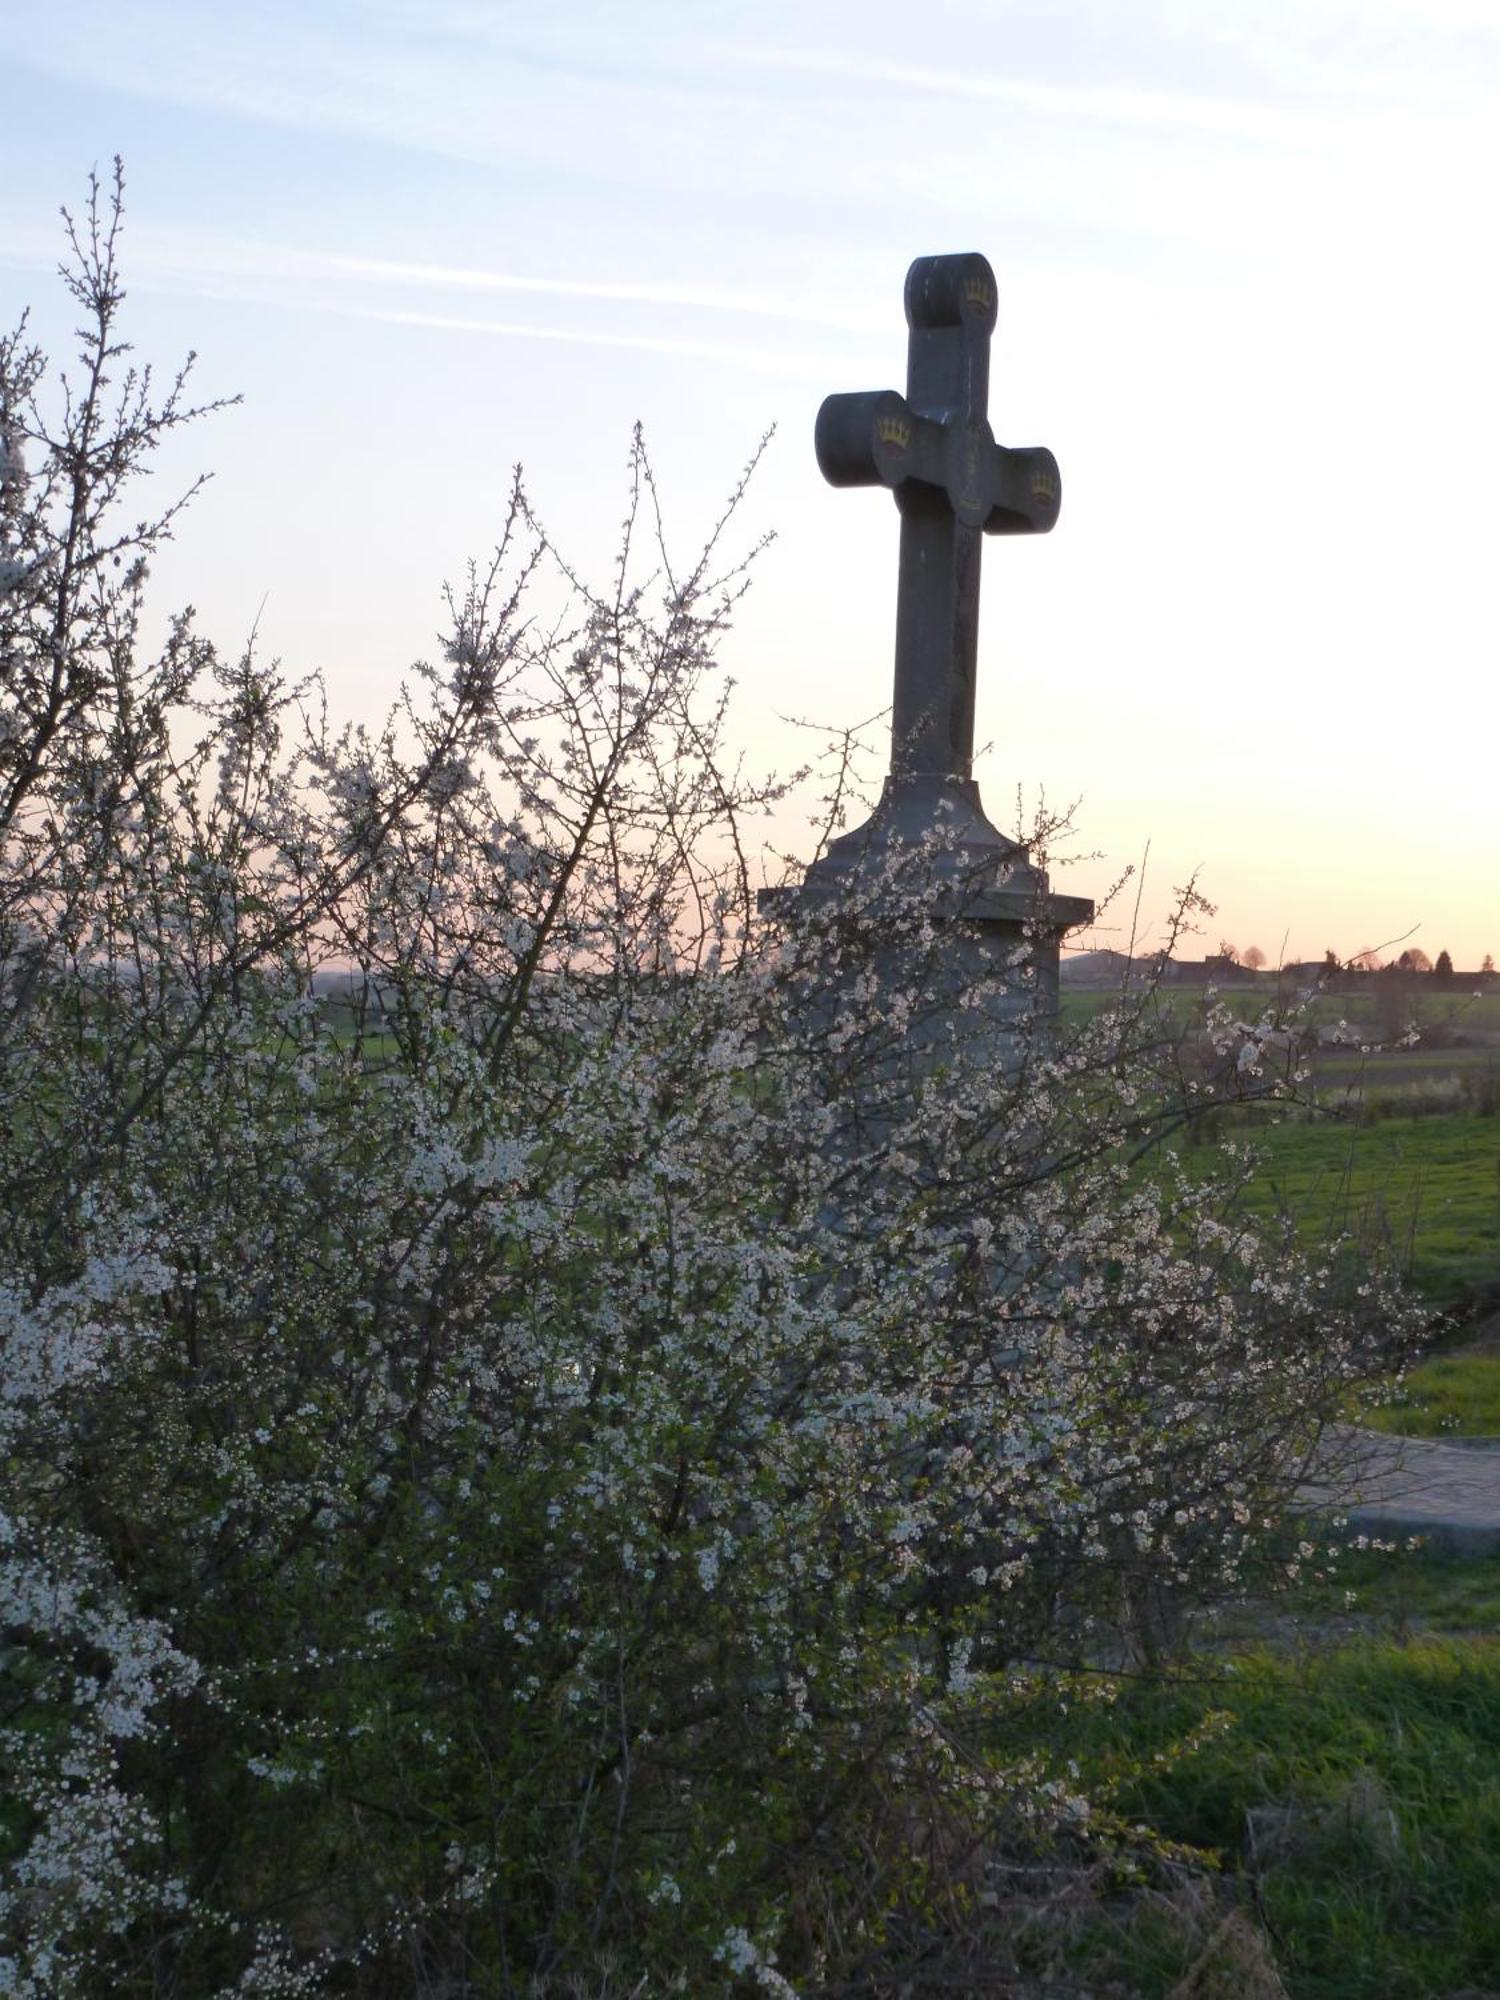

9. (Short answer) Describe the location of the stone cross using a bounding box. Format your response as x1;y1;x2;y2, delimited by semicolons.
814;253;1060;785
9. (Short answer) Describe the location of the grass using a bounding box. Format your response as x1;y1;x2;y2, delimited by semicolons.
1218;1112;1500;1306
1288;1542;1500;1636
1061;980;1500;1036
1306;988;1500;1035
1217;1111;1500;1434
1356;1352;1500;1438
1052;1637;1500;1998
1027;989;1500;1987
994;1545;1500;1997
1313;1047;1493;1083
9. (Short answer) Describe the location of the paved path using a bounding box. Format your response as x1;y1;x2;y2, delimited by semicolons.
1301;1425;1500;1555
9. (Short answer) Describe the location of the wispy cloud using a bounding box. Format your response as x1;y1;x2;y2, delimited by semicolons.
692;42;1327;150
0;213;861;380
9;2;1265;224
131;234;878;336
336;303;846;379
8;5;692;179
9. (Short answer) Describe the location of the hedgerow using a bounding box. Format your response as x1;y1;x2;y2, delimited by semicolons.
0;168;1416;1997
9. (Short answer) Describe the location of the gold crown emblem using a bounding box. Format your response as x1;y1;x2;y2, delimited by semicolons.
1031;467;1058;505
875;413;911;450
963;275;995;312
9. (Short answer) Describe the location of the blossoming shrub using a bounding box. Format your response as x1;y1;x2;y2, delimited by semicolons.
0;173;1416;1996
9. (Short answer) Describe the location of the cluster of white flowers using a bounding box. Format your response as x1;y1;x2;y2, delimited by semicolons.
0;174;1423;1996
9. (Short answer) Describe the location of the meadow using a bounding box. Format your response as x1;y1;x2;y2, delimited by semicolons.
1009;1593;1500;1998
1213;1098;1500;1440
993;983;1500;1997
1232;1111;1500;1306
1061;981;1500;1033
1068;973;1500;1369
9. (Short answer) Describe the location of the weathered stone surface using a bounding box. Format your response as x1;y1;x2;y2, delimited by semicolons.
767;252;1090;1045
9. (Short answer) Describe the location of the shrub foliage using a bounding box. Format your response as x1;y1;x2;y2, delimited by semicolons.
0;171;1414;1996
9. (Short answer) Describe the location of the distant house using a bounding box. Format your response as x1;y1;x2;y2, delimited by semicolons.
1200;953;1242;981
1058;948;1133;989
1152;954;1262;987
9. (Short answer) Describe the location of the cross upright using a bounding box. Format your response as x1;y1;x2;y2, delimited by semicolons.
816;252;1060;788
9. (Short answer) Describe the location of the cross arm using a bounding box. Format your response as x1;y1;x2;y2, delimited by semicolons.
814;389;946;493
984;445;1061;536
816;389;1061;536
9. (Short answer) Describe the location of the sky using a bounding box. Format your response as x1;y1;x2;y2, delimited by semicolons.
3;0;1498;966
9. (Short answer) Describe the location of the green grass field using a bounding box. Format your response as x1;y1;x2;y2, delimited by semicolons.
1195;1113;1500;1307
1305;988;1500;1034
1021;1630;1500;1998
1187;1108;1500;1438
1314;1046;1500;1091
1061;979;1500;1041
1040;989;1500;1989
980;1543;1500;1999
1357;1353;1500;1437
1065;970;1500;1006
